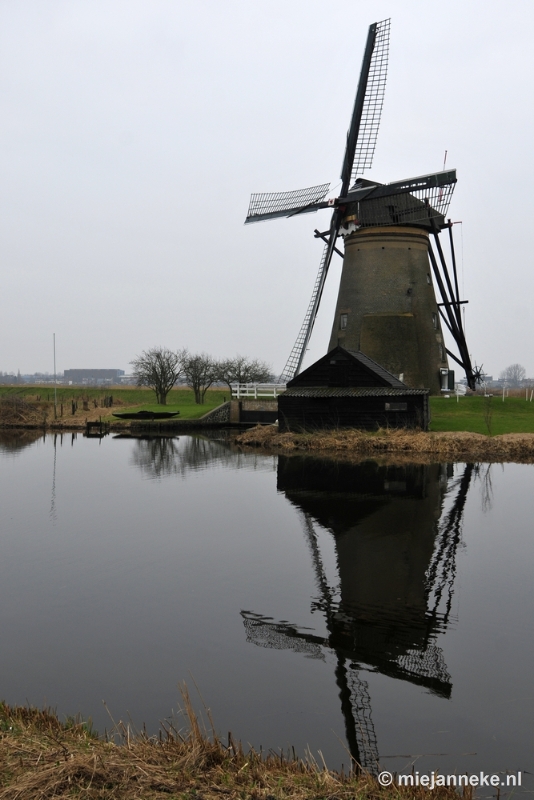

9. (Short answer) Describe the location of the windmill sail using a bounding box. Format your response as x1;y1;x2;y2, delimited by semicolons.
245;183;330;224
341;18;391;194
349;19;391;185
278;240;334;383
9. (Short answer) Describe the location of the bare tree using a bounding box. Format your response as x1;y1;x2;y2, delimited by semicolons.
130;347;182;405
216;355;273;393
499;363;526;387
181;352;217;404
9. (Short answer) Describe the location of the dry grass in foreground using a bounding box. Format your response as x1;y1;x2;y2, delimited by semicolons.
235;425;534;462
0;689;471;800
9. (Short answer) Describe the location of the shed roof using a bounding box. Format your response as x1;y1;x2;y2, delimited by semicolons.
343;349;406;387
282;386;428;398
287;347;407;389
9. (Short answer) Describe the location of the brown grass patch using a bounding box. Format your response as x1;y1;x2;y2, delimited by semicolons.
235;425;534;463
0;396;48;428
0;395;131;431
0;689;472;800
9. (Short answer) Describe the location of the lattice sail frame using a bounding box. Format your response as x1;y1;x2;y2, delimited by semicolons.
279;242;330;383
346;669;380;770
395;644;452;688
246;183;330;223
350;18;391;182
241;611;325;660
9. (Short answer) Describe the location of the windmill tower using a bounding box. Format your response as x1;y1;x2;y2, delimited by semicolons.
245;20;479;393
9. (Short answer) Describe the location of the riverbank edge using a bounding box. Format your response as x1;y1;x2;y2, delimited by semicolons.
0;701;471;800
3;420;534;462
235;425;534;463
0;420;235;432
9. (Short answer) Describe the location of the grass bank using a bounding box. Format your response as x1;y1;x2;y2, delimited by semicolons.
0;387;228;428
236;425;534;462
429;395;534;434
0;695;469;800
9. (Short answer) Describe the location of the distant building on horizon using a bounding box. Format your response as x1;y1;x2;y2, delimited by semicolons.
0;372;20;385
64;369;124;385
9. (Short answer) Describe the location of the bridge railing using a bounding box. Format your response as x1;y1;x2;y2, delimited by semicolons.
231;383;286;399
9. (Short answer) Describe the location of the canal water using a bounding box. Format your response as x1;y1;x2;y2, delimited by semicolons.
0;430;532;786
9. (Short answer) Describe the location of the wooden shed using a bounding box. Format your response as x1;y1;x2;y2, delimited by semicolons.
278;347;429;432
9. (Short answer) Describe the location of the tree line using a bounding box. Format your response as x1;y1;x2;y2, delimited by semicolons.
130;347;273;405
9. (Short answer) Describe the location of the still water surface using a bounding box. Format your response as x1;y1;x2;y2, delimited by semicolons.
0;430;533;784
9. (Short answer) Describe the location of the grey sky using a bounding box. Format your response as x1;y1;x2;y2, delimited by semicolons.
1;0;533;378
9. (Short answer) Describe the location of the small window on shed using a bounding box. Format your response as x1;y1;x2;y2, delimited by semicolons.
340;313;348;330
432;312;438;330
385;402;408;411
439;344;445;361
427;273;431;284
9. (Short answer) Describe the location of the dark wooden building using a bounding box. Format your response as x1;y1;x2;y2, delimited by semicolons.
278;347;429;432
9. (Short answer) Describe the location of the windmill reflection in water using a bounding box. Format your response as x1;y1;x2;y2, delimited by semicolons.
241;458;476;773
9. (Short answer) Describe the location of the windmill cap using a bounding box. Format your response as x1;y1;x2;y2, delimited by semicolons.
349;177;383;192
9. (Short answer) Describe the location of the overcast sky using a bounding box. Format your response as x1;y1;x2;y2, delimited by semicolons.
1;0;533;378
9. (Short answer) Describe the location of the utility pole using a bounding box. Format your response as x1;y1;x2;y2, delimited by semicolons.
53;333;57;419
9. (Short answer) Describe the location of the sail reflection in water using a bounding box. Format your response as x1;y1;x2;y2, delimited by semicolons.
242;458;474;772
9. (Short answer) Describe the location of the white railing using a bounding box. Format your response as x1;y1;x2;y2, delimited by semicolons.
231;383;286;399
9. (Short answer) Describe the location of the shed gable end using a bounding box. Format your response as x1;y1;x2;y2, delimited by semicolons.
287;347;401;389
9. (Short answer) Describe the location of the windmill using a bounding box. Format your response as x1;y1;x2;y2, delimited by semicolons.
245;20;479;393
241;459;474;771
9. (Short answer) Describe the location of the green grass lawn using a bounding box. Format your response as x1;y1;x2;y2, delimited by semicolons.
104;400;223;420
430;395;534;435
0;386;230;420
